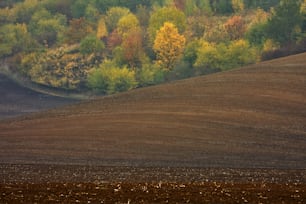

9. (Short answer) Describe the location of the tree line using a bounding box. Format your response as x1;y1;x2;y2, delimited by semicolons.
1;0;305;93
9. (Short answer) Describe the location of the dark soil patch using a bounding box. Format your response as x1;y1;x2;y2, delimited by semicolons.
2;182;305;203
0;164;306;204
0;74;77;119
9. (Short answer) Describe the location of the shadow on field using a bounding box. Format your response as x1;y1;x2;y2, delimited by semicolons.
0;74;77;119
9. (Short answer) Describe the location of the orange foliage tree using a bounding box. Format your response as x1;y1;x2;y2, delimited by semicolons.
153;22;186;70
122;28;143;68
65;18;93;44
224;15;246;40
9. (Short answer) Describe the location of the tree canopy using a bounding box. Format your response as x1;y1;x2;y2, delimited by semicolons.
0;0;305;94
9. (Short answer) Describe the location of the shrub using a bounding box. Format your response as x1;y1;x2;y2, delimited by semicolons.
87;60;137;94
137;62;165;87
225;39;258;70
80;35;105;55
194;39;258;73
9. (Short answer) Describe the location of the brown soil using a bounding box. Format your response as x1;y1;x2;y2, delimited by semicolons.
1;53;305;168
0;165;306;203
0;53;306;203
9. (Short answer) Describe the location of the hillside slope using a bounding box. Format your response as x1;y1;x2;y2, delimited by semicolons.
0;53;305;168
0;74;77;119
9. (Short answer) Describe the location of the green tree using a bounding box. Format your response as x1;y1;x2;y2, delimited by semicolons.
0;7;16;24
197;0;212;14
0;23;33;57
71;0;89;18
12;0;40;23
153;22;186;70
183;0;212;16
243;0;280;11
194;40;223;71
42;0;73;18
266;0;302;45
195;39;257;72
137;61;165;86
80;35;105;55
183;40;202;66
246;23;267;46
210;0;233;14
29;8;67;46
245;8;269;46
105;7;130;32
225;39;257;69
301;0;306;32
135;5;150;27
84;3;100;23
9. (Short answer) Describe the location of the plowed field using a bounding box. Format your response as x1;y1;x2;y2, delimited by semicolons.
1;53;306;203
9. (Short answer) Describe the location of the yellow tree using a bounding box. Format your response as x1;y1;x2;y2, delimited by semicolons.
153;22;186;70
96;18;108;40
231;0;244;13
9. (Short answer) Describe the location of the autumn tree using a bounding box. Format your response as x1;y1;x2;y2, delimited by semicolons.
116;13;140;36
203;19;229;43
106;30;122;51
65;18;94;44
24;45;99;89
231;0;244;13
121;28;144;68
153;22;186;70
224;15;246;40
148;7;186;42
96;18;108;40
185;15;206;39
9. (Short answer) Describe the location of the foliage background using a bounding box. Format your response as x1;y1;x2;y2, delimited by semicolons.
1;0;305;94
